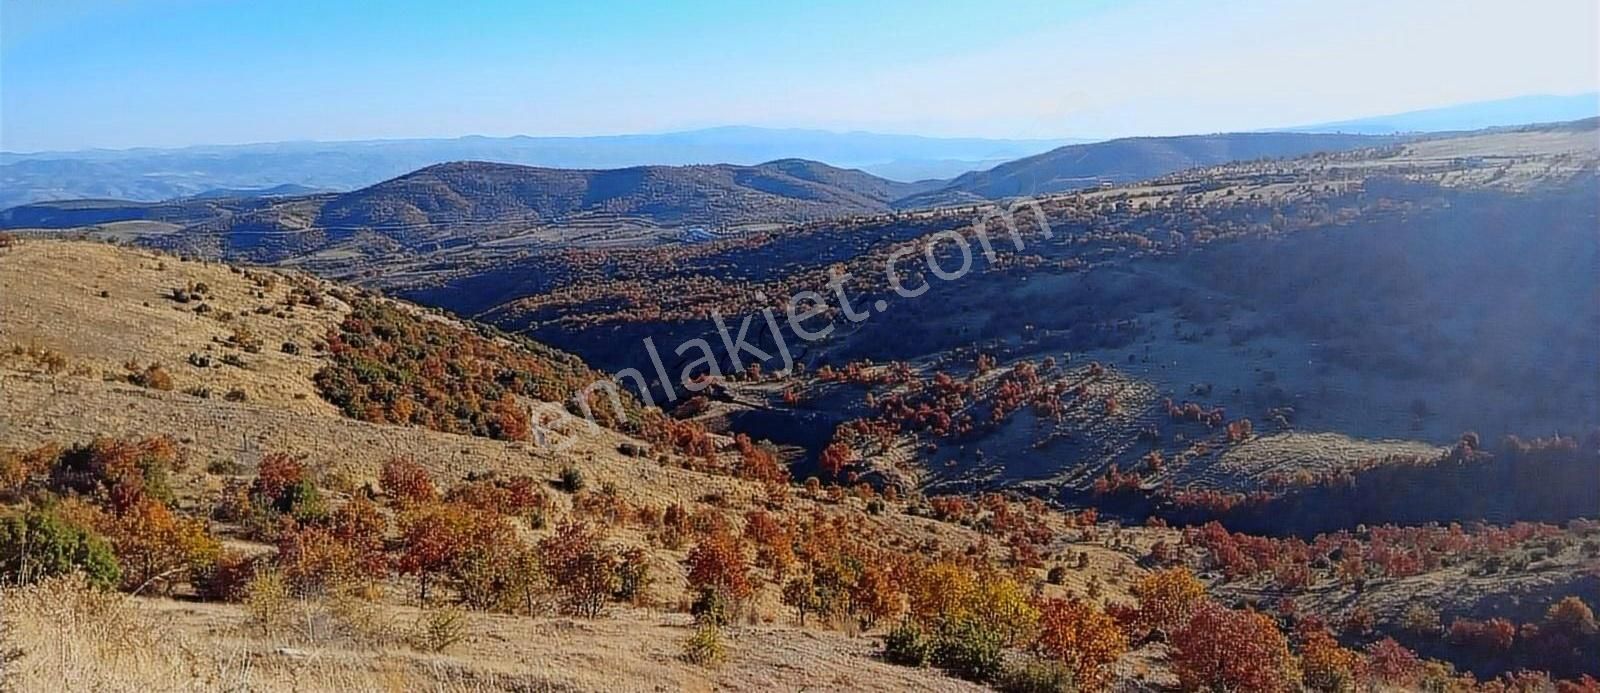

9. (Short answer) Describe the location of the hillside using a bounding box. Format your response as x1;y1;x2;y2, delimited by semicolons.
0;239;1152;691
0;159;943;264
895;132;1396;208
449;121;1600;513
2;239;1596;692
315;159;937;231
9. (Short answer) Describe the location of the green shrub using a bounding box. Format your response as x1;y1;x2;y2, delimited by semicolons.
557;466;585;493
614;547;653;604
883;619;933;667
999;656;1076;693
681;623;727;667
691;586;731;627
933;618;1007;683
0;511;121;588
411;604;468;653
276;479;326;521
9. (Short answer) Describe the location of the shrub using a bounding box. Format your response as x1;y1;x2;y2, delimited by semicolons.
614;546;653;605
1045;565;1068;585
0;511;121;588
194;550;257;602
52;436;182;511
1364;637;1423;688
1170;603;1298;693
883;620;933;667
1447;617;1516;652
276;479;326;521
1131;566;1207;638
690;587;732;627
999;657;1076;693
681;623;727;667
106;496;222;594
411;604;468;653
557;465;586;493
1301;631;1365;693
243;569;293;631
251;453;306;508
933;617;1008;683
379;459;437;507
1401;603;1442;636
276;524;366;594
539;520;619;618
1543;596;1598;638
124;362;174;391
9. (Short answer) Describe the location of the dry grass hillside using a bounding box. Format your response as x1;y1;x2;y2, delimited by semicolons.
1;230;1595;690
0;239;1169;692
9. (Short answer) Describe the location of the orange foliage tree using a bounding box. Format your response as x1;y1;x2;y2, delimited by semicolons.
380;458;438;507
1170;603;1299;693
539;520;620;618
1033;597;1130;690
1131;566;1208;638
687;530;752;603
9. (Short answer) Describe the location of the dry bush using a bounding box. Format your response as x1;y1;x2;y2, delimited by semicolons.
0;572;216;690
0;573;502;691
240;570;293;630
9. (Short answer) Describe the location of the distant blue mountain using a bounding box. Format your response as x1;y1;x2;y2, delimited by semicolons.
0;127;1078;208
1280;93;1600;135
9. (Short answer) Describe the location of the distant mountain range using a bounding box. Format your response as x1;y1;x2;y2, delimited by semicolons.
8;119;1591;265
0;127;1072;209
897;132;1397;208
1280;92;1599;135
4;94;1592;211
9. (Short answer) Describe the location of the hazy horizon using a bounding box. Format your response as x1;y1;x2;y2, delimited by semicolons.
1;91;1595;157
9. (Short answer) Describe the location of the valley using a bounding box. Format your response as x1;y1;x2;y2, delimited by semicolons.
1;119;1597;692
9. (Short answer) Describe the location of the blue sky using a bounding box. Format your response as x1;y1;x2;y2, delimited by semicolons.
2;0;1596;151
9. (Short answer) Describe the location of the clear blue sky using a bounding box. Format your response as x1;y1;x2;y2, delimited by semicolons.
2;0;1596;151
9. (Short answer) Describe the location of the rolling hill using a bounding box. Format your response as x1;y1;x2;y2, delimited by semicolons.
314;158;940;232
0;127;1069;209
0;158;945;262
896;131;1396;207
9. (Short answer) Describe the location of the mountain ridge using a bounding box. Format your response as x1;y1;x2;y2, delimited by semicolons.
896;131;1399;208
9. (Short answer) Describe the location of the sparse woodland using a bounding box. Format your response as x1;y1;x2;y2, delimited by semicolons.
2;124;1599;692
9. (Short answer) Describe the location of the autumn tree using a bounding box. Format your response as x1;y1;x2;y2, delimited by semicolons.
1131;566;1207;639
106;495;222;594
687;530;752;605
1300;630;1366;692
380;458;438;507
818;441;856;480
539;520;619;618
395;502;467;602
1033;597;1129;691
1170;603;1299;693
